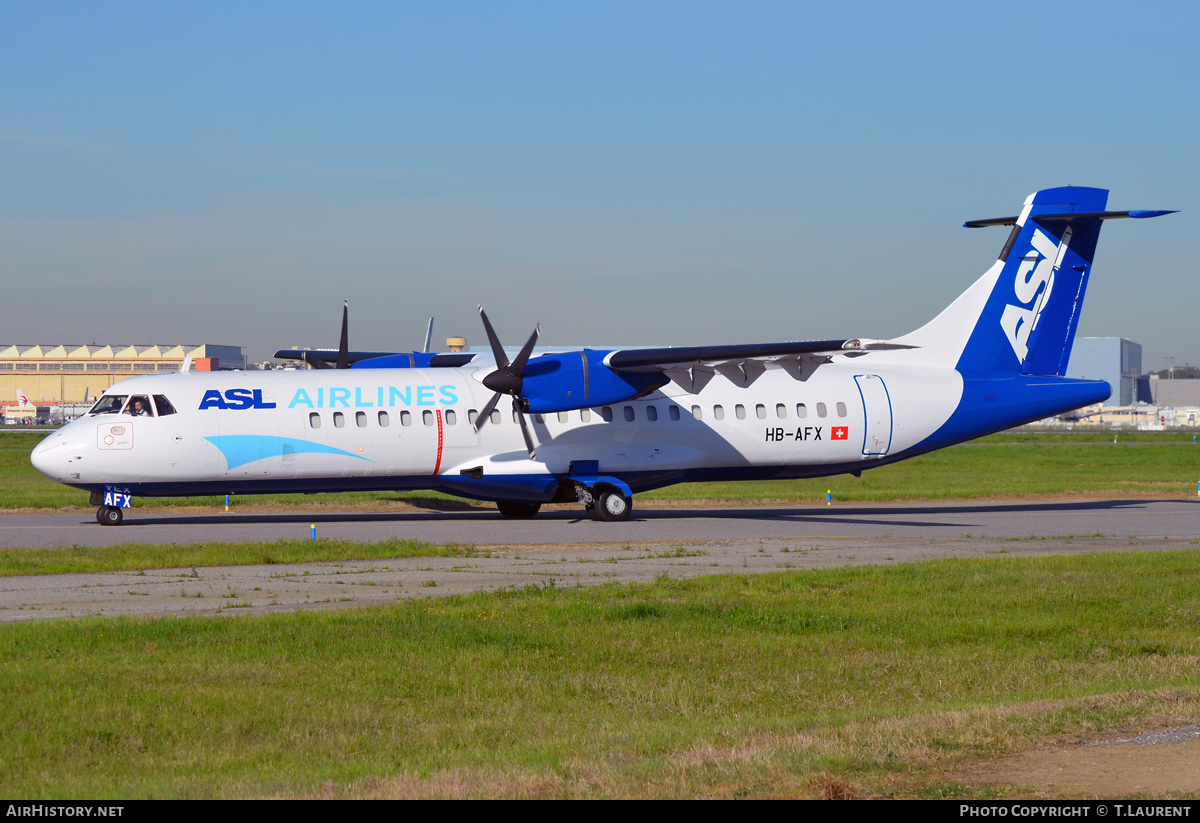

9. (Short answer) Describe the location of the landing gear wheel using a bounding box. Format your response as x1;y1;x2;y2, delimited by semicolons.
593;490;632;522
497;501;541;519
97;506;123;526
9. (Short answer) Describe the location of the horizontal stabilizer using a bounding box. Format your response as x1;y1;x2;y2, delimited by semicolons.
964;209;1176;228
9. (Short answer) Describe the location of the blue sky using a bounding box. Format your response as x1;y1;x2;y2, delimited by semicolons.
1;2;1195;369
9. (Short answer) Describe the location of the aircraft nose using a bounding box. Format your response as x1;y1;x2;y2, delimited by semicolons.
30;434;68;480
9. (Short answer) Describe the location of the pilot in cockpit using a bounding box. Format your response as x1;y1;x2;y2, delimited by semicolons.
127;397;151;417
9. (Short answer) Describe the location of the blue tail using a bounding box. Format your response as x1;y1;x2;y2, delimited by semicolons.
959;186;1108;376
901;186;1176;451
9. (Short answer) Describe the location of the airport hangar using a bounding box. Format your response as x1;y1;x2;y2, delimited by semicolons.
0;344;245;422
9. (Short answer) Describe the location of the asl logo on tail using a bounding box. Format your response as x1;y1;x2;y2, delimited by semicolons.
999;227;1070;363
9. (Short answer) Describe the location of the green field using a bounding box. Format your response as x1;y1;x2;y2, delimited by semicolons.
5;429;1199;510
5;429;1200;798
3;552;1199;798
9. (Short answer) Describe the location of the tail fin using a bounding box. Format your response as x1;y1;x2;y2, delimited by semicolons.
895;186;1173;375
16;389;31;408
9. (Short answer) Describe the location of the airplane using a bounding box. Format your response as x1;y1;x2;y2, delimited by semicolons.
30;186;1176;526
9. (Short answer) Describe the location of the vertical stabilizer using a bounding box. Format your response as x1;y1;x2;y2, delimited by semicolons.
896;186;1111;376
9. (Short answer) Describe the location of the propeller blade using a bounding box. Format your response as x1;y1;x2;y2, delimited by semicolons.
302;351;335;370
514;399;536;458
474;391;502;433
477;306;510;369
509;324;541;374
336;300;350;370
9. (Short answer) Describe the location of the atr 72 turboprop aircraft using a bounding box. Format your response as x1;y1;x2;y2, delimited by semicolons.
32;187;1175;525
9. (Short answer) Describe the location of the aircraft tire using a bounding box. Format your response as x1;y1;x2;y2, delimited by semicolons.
594;490;632;522
98;506;123;526
497;501;541;519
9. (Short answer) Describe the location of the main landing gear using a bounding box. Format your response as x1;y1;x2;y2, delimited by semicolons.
494;484;634;522
496;501;541;519
96;506;124;526
586;488;632;522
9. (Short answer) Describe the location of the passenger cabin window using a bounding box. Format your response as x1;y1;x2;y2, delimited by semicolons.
735;404;746;420
378;411;389;427
669;405;680;421
796;403;808;418
423;410;434;426
776;403;787;419
445;410;457;426
816;403;827;418
837;402;847;417
333;412;345;428
356;411;367;428
90;395;127;415
580;409;591;422
623;406;635;422
153;395;177;416
713;405;725;420
468;410;477;426
646;405;658;422
309;412;322;429
490;409;501;425
400;410;412;427
691;405;702;420
601;406;613;422
755;404;766;420
558;411;569;423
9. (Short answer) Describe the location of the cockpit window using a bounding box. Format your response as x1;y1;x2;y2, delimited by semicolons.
153;395;177;416
124;396;154;417
89;395;127;415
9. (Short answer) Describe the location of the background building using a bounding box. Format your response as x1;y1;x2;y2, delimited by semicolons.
1064;337;1141;407
0;344;245;421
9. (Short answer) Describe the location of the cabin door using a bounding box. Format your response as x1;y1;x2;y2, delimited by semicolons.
854;374;892;457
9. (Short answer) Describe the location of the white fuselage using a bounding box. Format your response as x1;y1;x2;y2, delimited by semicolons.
31;358;964;498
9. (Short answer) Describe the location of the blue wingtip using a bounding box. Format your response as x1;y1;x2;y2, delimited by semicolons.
1129;210;1178;219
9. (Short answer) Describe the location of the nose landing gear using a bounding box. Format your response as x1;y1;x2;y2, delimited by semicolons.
96;506;124;526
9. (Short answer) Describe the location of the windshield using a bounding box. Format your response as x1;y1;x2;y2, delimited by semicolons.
124;395;153;417
89;395;127;415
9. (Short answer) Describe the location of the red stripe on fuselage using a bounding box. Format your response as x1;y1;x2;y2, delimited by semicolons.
433;409;444;474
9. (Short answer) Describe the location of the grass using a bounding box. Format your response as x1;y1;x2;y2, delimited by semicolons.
0;538;480;577
3;551;1200;798
6;429;1200;510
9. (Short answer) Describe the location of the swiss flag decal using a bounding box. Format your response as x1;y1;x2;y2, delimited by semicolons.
832;426;849;440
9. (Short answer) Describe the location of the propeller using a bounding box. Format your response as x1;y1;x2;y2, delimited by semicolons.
472;306;540;458
302;300;351;370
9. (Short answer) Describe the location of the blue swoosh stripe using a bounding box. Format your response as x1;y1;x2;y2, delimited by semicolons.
203;435;375;470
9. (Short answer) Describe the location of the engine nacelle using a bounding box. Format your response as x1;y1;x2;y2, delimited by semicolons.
519;350;668;414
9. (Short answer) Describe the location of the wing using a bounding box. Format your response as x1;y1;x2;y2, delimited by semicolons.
272;349;479;369
604;338;916;391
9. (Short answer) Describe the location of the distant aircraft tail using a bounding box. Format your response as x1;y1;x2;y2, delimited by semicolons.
16;389;31;408
895;186;1174;376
